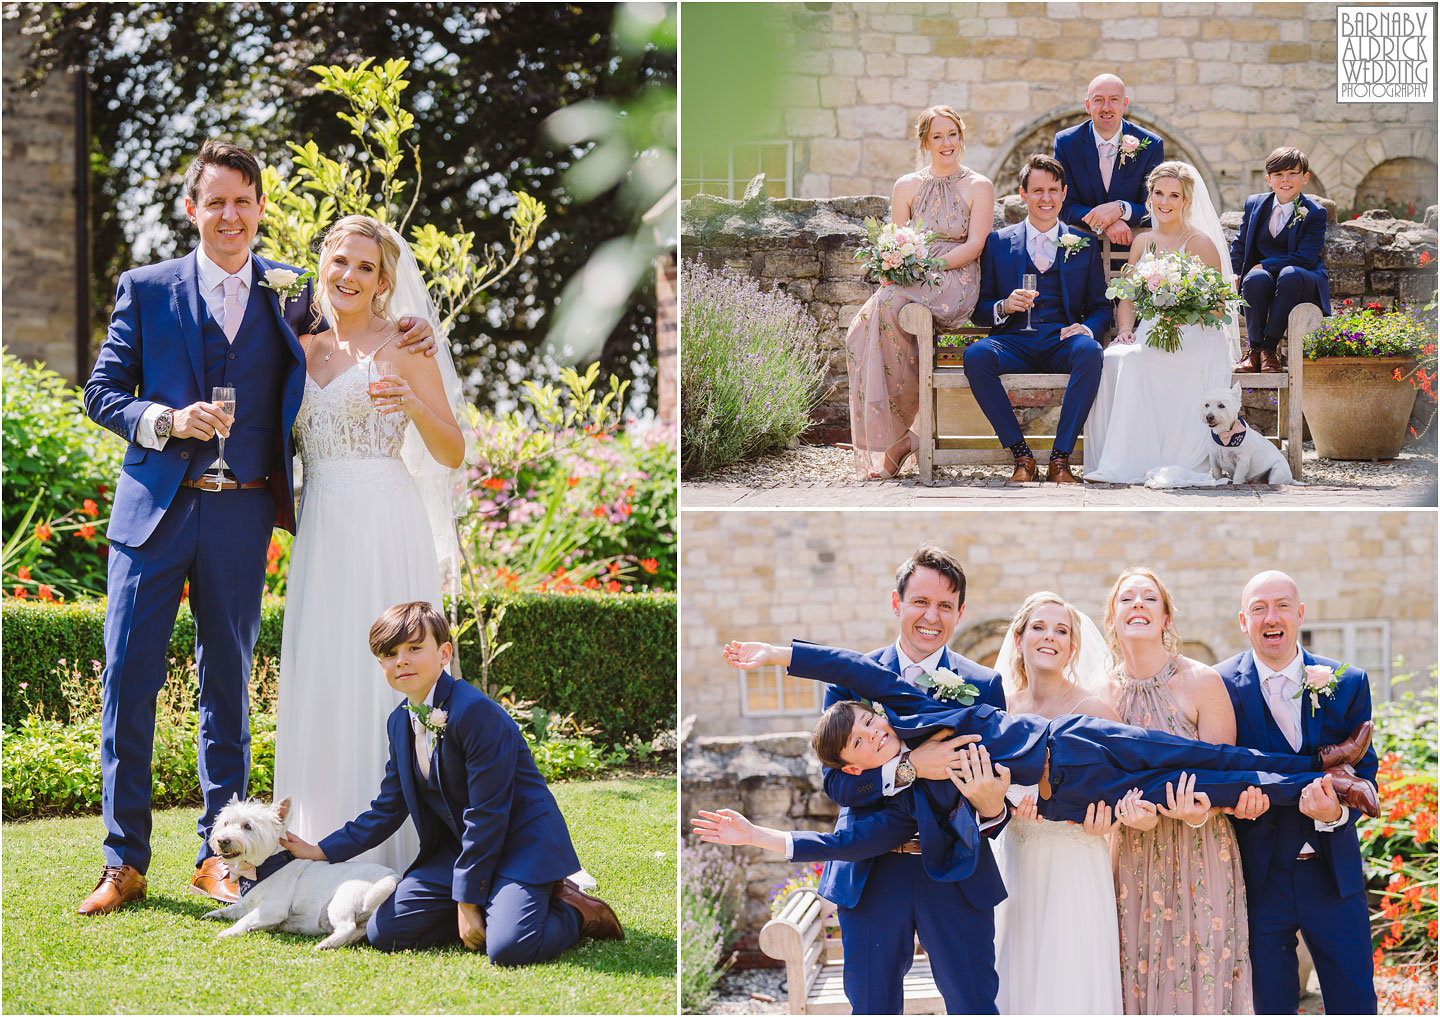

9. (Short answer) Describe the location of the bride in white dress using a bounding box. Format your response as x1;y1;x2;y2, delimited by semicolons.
992;591;1124;1015
274;215;466;871
1083;162;1237;487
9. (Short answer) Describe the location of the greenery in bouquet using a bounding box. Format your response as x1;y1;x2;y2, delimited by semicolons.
1105;248;1239;353
855;217;947;287
1302;297;1437;404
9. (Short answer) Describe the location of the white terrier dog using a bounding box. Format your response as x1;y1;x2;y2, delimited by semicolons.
203;796;399;949
1203;386;1294;485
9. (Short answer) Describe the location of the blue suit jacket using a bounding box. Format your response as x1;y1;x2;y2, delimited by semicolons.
973;221;1113;340
816;644;1008;911
84;250;311;544
319;671;582;905
1218;649;1374;899
1053;119;1165;230
1228;191;1333;315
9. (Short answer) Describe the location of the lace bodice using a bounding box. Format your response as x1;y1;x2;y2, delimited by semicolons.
295;363;408;465
1004;783;1098;845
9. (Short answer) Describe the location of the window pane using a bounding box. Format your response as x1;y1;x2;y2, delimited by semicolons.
762;144;788;180
1302;628;1345;661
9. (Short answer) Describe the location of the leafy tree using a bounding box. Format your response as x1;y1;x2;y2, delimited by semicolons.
9;1;675;411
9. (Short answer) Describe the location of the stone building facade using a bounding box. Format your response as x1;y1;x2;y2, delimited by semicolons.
2;18;83;381
689;2;1438;216
680;508;1438;740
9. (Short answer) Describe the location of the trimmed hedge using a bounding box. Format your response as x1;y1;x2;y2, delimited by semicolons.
1;592;676;743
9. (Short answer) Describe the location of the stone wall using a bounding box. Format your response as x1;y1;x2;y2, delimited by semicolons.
682;192;1439;443
2;19;81;381
679;509;1439;740
744;2;1437;214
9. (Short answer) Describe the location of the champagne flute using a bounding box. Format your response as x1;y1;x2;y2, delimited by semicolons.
206;385;237;479
1022;273;1038;332
368;360;394;447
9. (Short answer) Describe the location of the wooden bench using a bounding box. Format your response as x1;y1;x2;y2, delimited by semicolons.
758;888;943;1015
906;238;1310;482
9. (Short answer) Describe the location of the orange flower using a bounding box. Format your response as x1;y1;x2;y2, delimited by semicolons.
606;580;621;593
481;476;505;491
640;558;659;574
79;524;96;540
608;563;621;576
16;566;30;581
592;507;605;518
37;584;54;601
584;578;599;589
267;562;279;575
620;502;633;517
567;476;580;488
1421;251;1433;265
82;499;99;517
34;522;51;542
12;586;27;599
625;485;635;497
267;538;284;561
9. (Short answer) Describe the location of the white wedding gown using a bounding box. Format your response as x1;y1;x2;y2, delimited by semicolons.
273;361;437;871
1083;317;1234;487
994;784;1124;1015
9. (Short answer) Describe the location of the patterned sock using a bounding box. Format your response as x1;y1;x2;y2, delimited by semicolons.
1009;439;1033;461
1050;449;1070;462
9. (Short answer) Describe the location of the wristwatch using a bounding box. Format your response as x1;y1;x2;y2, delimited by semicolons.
895;751;916;790
155;408;174;439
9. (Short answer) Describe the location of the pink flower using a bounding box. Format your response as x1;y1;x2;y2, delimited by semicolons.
1121;134;1140;153
428;709;447;729
1303;665;1335;690
881;251;903;270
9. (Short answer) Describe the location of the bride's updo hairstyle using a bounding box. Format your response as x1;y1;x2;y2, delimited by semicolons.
1006;591;1084;692
1103;565;1184;659
1145;161;1197;225
314;214;404;331
914;106;966;169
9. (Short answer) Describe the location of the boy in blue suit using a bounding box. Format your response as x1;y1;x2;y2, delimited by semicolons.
284;602;622;962
1218;571;1378;1014
1229;147;1332;373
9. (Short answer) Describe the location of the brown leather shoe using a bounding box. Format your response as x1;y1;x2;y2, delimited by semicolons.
1008;455;1037;484
1259;350;1284;373
1234;348;1261;373
190;856;239;904
1046;456;1079;483
554;878;624;941
1324;768;1380;819
77;864;146;916
1317;721;1373;771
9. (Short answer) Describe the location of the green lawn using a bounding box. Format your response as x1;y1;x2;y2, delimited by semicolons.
2;777;676;1014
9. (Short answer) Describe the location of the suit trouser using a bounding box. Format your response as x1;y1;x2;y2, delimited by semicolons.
1242;264;1319;349
1249;857;1378;1015
963;328;1102;453
101;486;272;872
836;852;998;1015
368;842;583;965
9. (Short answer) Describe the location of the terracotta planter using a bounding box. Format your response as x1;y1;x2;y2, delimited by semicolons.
1301;356;1419;459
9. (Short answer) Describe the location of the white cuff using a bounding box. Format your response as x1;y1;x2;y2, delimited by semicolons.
880;755;903;797
137;403;171;450
1314;804;1350;832
784;831;795;860
977;811;1005;834
1076;325;1094;339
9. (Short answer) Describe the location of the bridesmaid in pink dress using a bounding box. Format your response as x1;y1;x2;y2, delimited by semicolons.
846;106;993;479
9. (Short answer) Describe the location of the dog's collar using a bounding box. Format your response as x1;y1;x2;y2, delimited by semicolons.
236;850;296;897
1212;417;1248;447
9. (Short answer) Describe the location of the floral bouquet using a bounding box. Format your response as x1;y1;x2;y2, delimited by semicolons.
855;217;948;287
1105;248;1240;353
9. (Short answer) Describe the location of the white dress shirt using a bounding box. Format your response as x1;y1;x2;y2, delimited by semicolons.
1093;127;1134;220
1259;650;1349;845
992;220;1094;339
137;250;255;449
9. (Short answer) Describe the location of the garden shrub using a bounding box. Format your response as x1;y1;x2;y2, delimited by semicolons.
680;260;826;477
681;840;742;1013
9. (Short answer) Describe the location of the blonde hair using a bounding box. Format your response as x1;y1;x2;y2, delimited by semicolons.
314;214;403;330
1007;591;1084;692
1145;161;1197;226
1104;566;1184;659
915;106;966;169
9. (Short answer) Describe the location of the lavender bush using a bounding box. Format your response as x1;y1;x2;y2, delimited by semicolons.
680;260;826;477
681;839;743;1013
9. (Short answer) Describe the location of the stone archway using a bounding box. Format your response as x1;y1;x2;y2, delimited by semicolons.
1352;157;1438;219
955;618;1013;671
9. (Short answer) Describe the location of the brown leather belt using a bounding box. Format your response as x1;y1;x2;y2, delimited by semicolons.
891;840;923;855
179;476;268;492
1297;851;1318;861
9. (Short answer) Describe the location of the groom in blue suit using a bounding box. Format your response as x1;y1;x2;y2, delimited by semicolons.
813;547;1010;1015
1053;73;1165;246
968;154;1111;483
1218;571;1378;1014
80;141;432;916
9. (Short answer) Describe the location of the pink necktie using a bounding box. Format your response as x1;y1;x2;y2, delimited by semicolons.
414;722;431;779
902;663;926;686
1099;141;1117;190
222;276;243;343
1031;234;1054;273
1265;673;1301;750
1269;204;1287;237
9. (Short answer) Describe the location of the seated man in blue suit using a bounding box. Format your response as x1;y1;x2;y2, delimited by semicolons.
1228;148;1332;374
1218;571;1378;1014
967;154;1111;484
1053;73;1165;246
284;602;623;962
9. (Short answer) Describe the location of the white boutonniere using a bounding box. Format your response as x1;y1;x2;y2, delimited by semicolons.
913;666;981;705
1288;199;1308;231
259;266;313;309
406;702;448;745
1057;233;1090;260
1295;663;1346;716
1117;134;1151;166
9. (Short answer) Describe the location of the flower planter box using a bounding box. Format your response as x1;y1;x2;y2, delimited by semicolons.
1301;356;1419;459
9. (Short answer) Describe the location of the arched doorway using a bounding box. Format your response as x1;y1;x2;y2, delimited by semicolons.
1351;157;1438;220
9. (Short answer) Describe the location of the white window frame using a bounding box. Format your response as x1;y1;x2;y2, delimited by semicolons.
682;140;793;200
739;664;822;718
1300;620;1391;701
